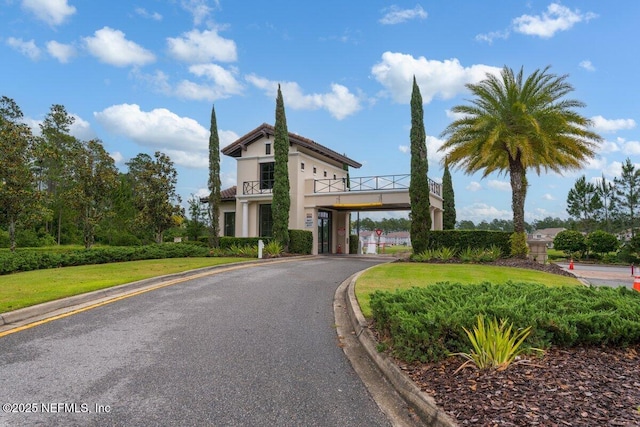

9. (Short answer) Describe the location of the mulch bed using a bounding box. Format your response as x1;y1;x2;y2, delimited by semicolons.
400;345;640;426
376;259;640;426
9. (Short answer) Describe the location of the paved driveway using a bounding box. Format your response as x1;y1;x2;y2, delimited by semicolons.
0;257;392;426
556;262;638;289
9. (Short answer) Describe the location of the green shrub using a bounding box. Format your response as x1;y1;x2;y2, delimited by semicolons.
263;240;283;257
426;230;511;256
371;282;640;363
458;247;475;262
554;230;587;256
349;234;359;254
288;229;313;254
219;237;271;250
0;243;211;275
435;247;456;261
509;232;528;258
453;315;537;371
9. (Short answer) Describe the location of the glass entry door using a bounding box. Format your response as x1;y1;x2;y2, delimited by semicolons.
317;210;332;254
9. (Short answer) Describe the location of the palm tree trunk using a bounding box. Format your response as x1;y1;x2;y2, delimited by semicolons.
509;163;527;234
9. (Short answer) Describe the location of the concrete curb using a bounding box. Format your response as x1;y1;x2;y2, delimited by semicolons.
343;269;458;427
0;256;315;328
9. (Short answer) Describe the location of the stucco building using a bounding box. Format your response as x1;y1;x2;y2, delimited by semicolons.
216;123;443;255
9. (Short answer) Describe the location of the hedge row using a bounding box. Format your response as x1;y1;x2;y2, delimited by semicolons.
0;244;211;275
196;229;313;254
371;281;640;363
426;230;512;255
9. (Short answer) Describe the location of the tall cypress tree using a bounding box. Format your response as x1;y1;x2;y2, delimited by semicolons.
442;159;456;230
272;85;290;249
409;76;431;253
208;104;221;248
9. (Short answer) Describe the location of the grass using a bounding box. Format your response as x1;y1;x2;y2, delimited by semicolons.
0;257;245;313
356;263;582;317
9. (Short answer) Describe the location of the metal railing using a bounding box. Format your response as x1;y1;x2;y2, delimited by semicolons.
313;174;442;196
243;174;442;197
243;180;273;195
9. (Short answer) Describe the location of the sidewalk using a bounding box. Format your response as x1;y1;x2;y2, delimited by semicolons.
556;262;637;289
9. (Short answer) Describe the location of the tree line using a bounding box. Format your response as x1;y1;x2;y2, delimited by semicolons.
0;96;184;251
566;162;639;235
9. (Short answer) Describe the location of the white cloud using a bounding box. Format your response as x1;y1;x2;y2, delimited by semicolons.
167;29;237;63
512;3;597;38
181;0;213;26
579;60;595;72
22;0;76;26
246;75;362;120
46;40;76;63
379;5;427;25
466;182;482;192
623;140;640;155
110;151;124;164
6;37;41;60
135;7;162;21
94;104;210;168
426;135;446;164
172;64;243;101
459;203;512;222
69;114;96;140
371;52;501;103
445;109;469;121
598;139;620;154
488;180;511;192
398;145;409;154
84;27;155;67
590;115;636;133
475;30;510;45
542;193;555;201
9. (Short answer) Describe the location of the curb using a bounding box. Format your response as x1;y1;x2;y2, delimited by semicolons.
342;269;457;427
0;256;314;328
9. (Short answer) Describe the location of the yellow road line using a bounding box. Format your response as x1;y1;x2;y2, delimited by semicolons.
0;260;293;339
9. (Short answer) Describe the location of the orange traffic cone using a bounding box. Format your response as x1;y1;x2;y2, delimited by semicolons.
634;276;640;292
569;259;574;270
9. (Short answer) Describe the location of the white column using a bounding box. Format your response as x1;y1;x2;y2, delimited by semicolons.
242;200;249;237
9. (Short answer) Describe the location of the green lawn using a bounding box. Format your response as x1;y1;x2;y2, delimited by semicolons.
356;262;582;317
0;257;245;313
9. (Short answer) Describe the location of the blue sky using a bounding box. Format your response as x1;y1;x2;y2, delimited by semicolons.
3;1;639;224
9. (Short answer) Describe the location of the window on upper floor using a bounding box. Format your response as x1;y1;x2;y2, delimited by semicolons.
265;143;271;155
301;162;305;171
260;162;275;190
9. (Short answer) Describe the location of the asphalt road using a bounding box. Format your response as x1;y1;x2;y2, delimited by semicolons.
556;262;638;289
0;257;392;427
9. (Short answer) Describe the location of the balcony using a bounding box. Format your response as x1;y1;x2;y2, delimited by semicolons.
312;174;441;196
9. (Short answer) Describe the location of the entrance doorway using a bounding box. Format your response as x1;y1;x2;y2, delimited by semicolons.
318;210;332;254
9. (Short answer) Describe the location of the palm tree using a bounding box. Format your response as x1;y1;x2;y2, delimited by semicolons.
439;66;601;256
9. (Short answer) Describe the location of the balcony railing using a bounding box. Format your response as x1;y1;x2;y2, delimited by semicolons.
243;180;273;195
313;174;441;196
242;174;442;197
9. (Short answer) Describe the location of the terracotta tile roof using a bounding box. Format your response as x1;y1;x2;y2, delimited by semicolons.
221;123;362;168
220;186;236;201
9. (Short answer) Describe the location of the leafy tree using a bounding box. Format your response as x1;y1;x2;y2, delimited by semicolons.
440;66;601;257
99;173;138;245
187;194;208;242
409;76;431;254
442;160;456;230
532;216;573;230
36;104;79;244
596;174;615;232
71;139;119;248
457;220;476;230
126;152;184;244
553;230;587;257
0;97;43;251
566;175;602;232
614;158;640;238
272;85;291;249
586;230;619;257
208;104;221;248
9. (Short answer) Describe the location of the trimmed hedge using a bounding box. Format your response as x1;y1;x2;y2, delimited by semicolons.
426;230;511;255
289;229;313;255
0;244;211;275
371;281;640;363
349;234;359;254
